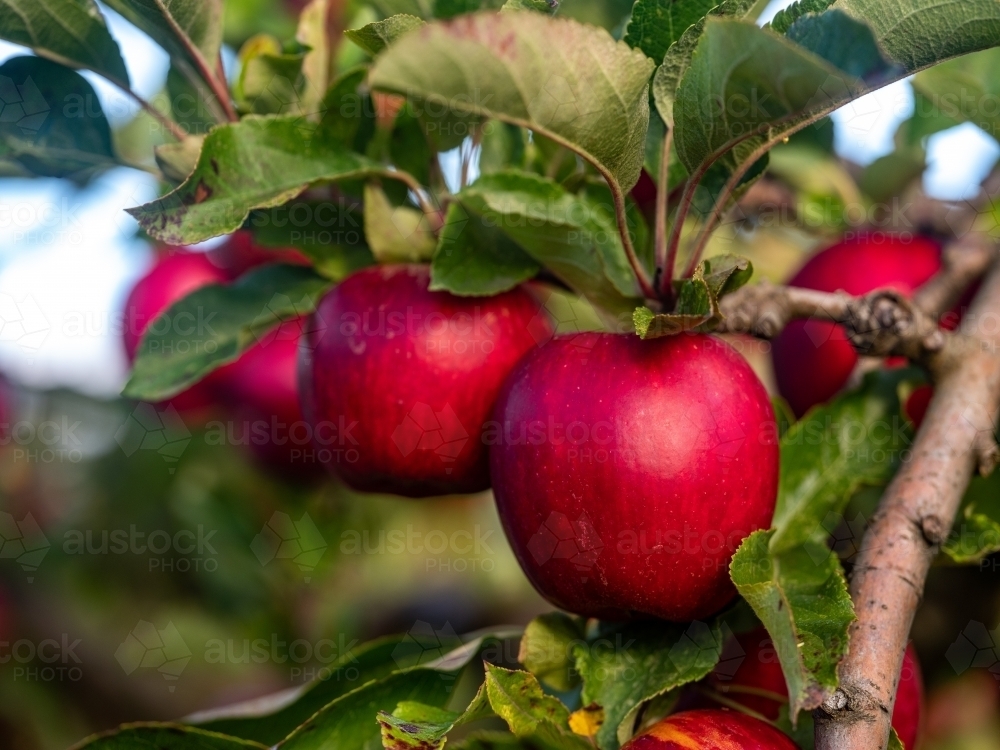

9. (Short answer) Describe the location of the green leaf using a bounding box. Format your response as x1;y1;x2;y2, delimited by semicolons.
249;200;374;282
281;632;520;750
730;529;855;720
858;147;926;203
72;724;267;749
234;35;305;116
672;17;878;178
166;61;224;133
155;134;205;182
127;115;394;245
835;0;1000;73
484;665;591;750
770;369;916;555
296;0;338;113
369;12;655;191
363;182;437;263
316;67;377;152
623;0;717;64
633;254;751;338
912;47;1000;146
378;688;492;750
430;202;540;296
651;0;756;127
0;0;129;86
280;671;458;750
517;613;585;693
103;0;223;78
575;620;727;749
768;0;835;34
344;14;424;56
195;636;420;745
942;469;1000;564
888;727;905;750
123;264;331;402
0;56;117;179
670;0;1000;219
449;171;641;311
500;0;558;14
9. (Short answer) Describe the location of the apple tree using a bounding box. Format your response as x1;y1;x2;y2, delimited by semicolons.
2;0;1000;748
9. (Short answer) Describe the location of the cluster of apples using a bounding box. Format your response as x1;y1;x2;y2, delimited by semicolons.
123;231;935;748
121;233;318;478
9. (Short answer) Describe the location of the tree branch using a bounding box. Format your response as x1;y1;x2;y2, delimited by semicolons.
715;233;1000;750
813;258;1000;749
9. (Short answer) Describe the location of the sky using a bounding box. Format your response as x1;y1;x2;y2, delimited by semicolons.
0;0;997;398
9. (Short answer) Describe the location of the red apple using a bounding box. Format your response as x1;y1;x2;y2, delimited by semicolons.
208;230;311;281
490;333;779;622
301;264;548;497
770;233;941;417
123;248;229;414
622;709;797;750
221;316;323;480
707;628;923;749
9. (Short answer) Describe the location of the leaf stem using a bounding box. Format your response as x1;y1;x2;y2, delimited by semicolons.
610;179;656;300
655;126;674;301
157;4;238;122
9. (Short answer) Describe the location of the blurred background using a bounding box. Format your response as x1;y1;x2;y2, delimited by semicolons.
1;0;999;748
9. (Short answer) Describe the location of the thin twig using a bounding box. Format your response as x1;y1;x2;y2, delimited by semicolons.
655;127;674;302
159;11;238;122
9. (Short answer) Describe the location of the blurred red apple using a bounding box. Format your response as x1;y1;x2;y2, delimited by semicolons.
771;233;941;417
123;249;229;415
707;628;923;749
301;264;547;497
622;709;797;750
221;316;323;480
490;333;779;622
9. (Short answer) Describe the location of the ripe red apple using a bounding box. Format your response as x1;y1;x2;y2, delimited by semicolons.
707;628;923;749
221;316;323;480
208;230;310;281
490;333;779;622
771;233;941;417
622;709;797;750
122;248;230;414
301;264;548;497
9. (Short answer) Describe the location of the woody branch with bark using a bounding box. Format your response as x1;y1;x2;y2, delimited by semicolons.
715;225;1000;748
